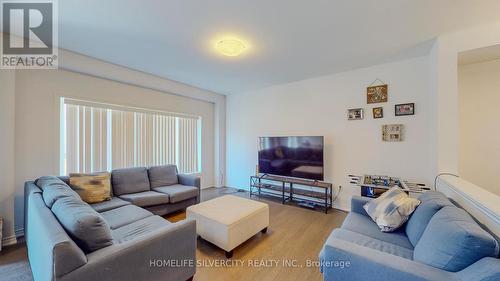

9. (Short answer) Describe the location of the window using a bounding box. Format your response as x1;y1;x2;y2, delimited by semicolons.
61;98;201;175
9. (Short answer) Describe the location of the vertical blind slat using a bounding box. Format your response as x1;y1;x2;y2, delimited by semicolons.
63;101;198;174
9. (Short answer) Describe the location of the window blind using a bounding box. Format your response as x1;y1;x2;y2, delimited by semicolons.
61;98;201;175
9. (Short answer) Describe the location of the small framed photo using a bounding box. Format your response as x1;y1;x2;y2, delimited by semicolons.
372;107;383;119
382;124;404;142
395;103;415;116
367;84;388;104
348;108;364;120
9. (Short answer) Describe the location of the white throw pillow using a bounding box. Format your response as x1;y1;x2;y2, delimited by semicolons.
363;187;420;232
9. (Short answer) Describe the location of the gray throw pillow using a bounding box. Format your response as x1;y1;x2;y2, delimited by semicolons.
51;196;114;253
363;187;421;232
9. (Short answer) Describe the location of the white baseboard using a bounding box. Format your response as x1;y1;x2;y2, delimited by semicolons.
2;235;17;247
15;228;24;238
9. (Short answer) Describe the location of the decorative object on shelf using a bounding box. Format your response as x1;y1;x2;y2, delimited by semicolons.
395;103;415;116
349;174;431;198
382;124;403;142
373;107;384;119
367;79;388;104
348;108;364;120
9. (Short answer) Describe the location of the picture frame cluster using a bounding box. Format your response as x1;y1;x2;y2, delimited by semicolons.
346;81;415;142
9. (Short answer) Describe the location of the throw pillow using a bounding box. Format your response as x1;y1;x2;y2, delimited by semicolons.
69;172;112;204
363;187;421;232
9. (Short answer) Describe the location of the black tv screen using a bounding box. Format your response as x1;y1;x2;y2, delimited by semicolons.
258;136;324;181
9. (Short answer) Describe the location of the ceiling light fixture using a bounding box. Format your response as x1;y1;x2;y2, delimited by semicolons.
216;38;246;57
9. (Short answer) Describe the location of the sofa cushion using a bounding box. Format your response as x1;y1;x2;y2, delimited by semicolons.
414;206;500;272
37;176;81;208
112;215;172;243
341;212;414;250
100;205;153;229
363;187;420;232
36;176;68;190
91;197;131;213
111;167;150;196
153;184;198;203
329;228;414;259
51;196;114;253
405;191;454;246
69;172;112;204
148;165;178;188
118;191;170;207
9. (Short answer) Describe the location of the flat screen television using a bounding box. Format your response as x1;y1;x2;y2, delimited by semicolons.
258;136;324;181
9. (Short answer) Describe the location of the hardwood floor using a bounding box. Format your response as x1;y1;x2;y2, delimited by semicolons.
166;187;347;281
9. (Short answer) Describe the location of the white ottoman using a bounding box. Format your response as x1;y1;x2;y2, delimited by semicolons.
186;195;269;258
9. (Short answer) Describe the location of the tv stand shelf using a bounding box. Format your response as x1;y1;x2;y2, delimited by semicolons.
250;174;334;213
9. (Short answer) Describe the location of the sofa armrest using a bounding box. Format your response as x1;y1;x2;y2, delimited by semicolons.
350;195;371;216
178;173;201;188
455;257;500;281
178;174;201;203
320;238;456;281
62;219;197;281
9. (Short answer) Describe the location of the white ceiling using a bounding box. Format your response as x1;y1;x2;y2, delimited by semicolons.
52;0;500;94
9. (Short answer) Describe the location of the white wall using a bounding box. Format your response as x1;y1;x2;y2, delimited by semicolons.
458;59;500;195
12;69;219;233
0;70;17;245
226;56;434;211
430;21;500;176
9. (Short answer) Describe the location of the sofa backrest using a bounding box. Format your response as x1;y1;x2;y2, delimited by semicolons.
413;206;500;272
148;165;178;188
36;176;81;208
24;182;87;280
405;191;454;246
111;167;151;196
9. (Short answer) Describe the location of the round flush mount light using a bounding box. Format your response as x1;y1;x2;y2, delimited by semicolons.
216;38;246;57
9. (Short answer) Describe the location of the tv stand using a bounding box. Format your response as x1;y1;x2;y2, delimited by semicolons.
250;174;334;213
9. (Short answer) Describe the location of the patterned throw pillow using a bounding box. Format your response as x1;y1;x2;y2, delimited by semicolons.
69;172;112;204
363;187;421;232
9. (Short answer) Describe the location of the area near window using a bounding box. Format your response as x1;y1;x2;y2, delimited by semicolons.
60;98;202;175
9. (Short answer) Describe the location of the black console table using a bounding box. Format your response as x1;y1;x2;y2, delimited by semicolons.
250;174;334;213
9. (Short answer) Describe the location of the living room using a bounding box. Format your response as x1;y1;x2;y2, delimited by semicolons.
1;1;500;281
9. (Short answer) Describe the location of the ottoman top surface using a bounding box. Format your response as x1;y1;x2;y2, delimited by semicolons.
187;195;269;225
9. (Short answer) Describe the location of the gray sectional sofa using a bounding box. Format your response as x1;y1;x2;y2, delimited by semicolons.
24;165;200;281
319;191;500;281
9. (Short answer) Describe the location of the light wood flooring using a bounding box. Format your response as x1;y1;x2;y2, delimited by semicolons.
166;187;346;281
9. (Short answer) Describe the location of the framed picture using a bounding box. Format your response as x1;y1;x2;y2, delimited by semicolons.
372;107;383;119
348;108;364;120
395;103;415;116
367;84;388;104
382;124;403;142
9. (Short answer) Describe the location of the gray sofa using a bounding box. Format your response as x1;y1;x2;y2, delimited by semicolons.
319;192;500;281
24;165;200;281
59;165;201;216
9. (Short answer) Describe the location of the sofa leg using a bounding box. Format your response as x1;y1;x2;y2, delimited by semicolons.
261;227;268;234
225;250;234;258
186;276;194;281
